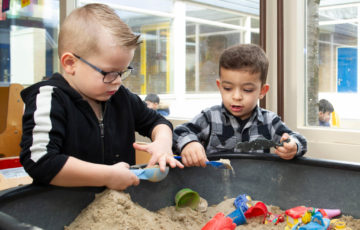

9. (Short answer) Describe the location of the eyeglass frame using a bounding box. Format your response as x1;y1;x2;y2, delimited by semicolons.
73;53;133;83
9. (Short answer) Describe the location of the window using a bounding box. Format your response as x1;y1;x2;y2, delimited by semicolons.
306;1;360;129
284;0;360;163
121;15;173;95
97;0;174;13
0;0;59;85
185;3;260;93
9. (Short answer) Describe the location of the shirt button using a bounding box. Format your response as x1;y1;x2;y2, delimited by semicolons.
115;154;120;158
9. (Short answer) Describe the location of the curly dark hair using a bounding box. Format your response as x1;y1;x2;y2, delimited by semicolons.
318;99;334;113
144;93;160;104
219;44;268;84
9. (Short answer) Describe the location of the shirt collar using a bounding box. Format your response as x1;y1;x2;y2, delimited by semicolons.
253;105;265;123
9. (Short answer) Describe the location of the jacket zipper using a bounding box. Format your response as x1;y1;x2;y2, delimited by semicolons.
99;103;107;163
99;119;105;163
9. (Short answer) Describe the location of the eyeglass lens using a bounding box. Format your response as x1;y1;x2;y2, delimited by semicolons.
103;69;132;83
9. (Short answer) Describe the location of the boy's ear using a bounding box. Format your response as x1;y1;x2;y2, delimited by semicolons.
259;84;270;99
216;78;221;89
60;52;77;75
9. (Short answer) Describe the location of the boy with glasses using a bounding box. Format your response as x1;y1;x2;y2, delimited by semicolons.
20;3;183;190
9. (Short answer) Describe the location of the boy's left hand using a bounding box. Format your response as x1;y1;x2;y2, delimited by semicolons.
133;142;184;172
273;133;297;160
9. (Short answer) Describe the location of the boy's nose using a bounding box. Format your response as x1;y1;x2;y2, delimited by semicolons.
232;89;243;100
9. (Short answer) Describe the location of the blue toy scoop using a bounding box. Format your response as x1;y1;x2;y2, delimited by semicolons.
174;156;233;170
130;166;169;182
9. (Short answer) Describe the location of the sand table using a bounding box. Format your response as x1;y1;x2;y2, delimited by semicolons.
65;189;360;230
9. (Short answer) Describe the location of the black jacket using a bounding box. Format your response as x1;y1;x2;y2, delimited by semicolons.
20;73;172;184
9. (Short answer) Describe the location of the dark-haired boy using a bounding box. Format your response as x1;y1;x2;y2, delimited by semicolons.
144;93;169;116
318;99;334;127
173;44;307;167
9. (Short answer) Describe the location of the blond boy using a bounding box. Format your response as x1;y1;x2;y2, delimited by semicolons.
20;4;182;190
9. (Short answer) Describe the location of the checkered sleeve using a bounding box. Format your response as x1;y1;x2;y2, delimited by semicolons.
172;112;211;154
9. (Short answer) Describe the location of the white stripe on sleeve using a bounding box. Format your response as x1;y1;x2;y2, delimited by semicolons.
30;86;54;162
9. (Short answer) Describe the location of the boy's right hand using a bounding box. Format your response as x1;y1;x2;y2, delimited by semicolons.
180;142;208;167
105;162;140;190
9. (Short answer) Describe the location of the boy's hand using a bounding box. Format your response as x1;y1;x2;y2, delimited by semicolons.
274;133;297;160
180;142;208;167
133;142;184;172
105;162;140;190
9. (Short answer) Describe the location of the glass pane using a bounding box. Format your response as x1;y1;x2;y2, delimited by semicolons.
189;0;260;16
114;10;173;95
98;0;173;13
186;4;246;23
186;25;243;92
185;2;260;93
0;0;59;84
306;0;360;129
319;7;357;22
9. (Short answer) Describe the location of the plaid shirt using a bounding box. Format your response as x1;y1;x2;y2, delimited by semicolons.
173;105;307;156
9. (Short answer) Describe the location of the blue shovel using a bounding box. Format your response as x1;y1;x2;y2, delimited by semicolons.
174;156;232;170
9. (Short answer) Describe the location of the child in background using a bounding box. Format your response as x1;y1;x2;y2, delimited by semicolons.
20;3;182;191
145;93;170;116
318;99;334;127
173;44;307;167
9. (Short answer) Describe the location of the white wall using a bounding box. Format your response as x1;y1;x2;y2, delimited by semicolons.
10;27;46;85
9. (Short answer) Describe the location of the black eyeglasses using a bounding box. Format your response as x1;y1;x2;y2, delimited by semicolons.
73;54;133;83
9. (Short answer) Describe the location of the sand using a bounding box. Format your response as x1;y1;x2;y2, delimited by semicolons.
65;189;360;230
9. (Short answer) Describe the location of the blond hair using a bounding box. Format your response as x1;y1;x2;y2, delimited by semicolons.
58;3;140;58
